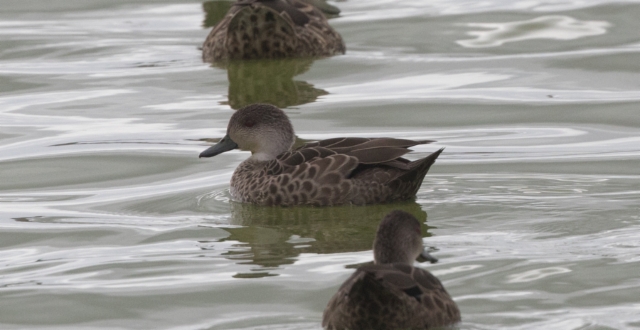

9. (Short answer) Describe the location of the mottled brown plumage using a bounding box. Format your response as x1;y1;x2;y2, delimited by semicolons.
202;0;345;62
323;210;461;329
199;104;443;206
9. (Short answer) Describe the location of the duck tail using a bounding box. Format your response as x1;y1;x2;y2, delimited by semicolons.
408;147;444;179
395;148;444;198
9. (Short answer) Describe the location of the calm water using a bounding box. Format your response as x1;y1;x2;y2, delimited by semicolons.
1;0;640;329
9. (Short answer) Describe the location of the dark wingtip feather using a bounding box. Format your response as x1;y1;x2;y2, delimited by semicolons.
399;147;444;181
414;147;444;166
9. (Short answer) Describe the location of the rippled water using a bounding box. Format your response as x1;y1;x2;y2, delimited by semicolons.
1;0;640;329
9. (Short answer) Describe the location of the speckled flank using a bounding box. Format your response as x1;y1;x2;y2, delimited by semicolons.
229;143;443;206
202;0;345;62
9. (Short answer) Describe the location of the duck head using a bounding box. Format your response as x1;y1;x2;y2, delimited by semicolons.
199;103;295;161
373;210;438;265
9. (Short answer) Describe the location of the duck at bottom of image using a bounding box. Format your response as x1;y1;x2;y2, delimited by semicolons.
322;210;460;330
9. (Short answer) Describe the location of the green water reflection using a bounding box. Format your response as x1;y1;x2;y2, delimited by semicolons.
213;58;328;109
202;0;233;28
219;201;432;277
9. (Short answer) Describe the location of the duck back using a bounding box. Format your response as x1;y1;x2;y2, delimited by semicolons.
202;0;345;62
323;263;460;329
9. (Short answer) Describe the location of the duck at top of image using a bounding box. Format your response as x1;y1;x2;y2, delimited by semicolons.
322;210;460;329
198;104;444;206
201;0;346;62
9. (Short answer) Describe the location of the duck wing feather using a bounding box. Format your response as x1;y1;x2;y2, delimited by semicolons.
298;137;434;163
267;146;336;175
269;138;439;181
261;153;359;205
272;137;433;174
306;137;433;150
365;263;461;325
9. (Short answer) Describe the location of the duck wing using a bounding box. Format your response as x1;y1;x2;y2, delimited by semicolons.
269;150;358;184
261;138;439;205
269;137;433;174
269;137;437;178
267;146;336;174
305;137;432;149
365;263;461;326
302;137;433;167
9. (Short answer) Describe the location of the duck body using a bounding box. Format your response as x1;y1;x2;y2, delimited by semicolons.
202;0;345;62
229;138;443;206
323;263;460;329
322;210;461;329
199;104;443;207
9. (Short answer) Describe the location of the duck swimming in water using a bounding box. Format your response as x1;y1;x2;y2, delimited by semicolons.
199;104;443;206
322;210;460;329
202;0;345;62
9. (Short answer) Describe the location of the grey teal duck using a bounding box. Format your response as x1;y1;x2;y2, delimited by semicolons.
199;104;444;206
202;0;345;62
322;210;461;329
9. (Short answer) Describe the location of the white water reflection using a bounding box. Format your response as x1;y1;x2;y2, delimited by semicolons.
330;72;511;93
507;266;572;283
466;304;640;330
339;0;640;22
458;16;610;48
0;90;133;113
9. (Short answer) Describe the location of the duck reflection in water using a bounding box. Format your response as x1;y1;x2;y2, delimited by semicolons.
220;58;328;109
217;202;433;278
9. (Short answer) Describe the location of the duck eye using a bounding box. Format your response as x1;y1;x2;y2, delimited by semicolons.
244;120;255;128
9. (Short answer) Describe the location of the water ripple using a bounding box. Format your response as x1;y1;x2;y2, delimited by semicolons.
458;16;610;48
1;0;640;329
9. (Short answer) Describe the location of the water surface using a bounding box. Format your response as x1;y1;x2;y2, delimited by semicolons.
1;0;640;329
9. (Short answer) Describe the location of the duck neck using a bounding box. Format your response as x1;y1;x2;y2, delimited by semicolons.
249;136;293;161
249;152;277;162
374;251;413;265
373;239;415;265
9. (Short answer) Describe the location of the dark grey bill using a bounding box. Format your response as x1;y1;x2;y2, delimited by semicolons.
199;134;238;158
417;249;438;264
